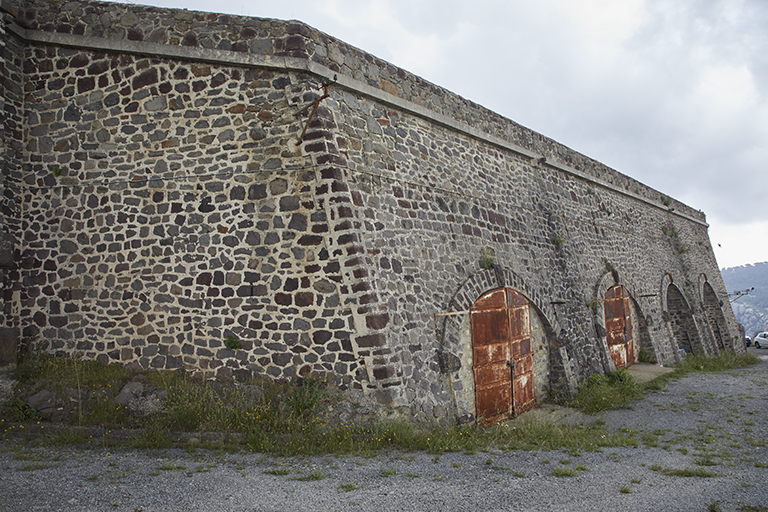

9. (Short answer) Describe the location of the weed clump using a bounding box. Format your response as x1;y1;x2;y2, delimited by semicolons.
565;369;642;414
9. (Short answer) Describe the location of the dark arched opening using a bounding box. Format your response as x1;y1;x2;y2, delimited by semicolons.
666;284;703;354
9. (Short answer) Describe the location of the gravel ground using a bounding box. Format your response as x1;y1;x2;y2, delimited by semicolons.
2;354;768;512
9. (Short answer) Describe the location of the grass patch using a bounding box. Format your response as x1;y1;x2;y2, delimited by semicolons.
338;482;360;492
5;351;758;458
563;369;642;413
45;428;86;446
676;352;759;374
551;466;579;477
649;464;717;477
294;470;324;481
561;353;760;414
132;429;172;449
641;433;659;447
379;465;397;477
15;352;130;394
7;352;629;457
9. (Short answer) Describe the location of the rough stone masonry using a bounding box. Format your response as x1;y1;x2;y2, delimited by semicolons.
0;0;742;424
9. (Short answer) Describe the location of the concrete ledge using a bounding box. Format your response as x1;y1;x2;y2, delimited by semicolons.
626;363;675;384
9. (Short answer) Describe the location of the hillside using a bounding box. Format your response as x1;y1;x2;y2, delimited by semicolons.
721;261;768;337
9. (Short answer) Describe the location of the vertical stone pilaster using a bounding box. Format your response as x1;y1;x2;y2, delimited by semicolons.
302;102;400;402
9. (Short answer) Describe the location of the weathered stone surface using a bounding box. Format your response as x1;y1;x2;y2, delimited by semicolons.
0;0;739;426
27;390;55;411
114;381;143;406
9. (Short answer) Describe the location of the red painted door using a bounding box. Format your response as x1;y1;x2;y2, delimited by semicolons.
604;285;634;368
471;288;536;424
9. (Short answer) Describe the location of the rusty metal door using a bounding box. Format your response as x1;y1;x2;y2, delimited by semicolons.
471;288;535;424
507;289;535;415
604;285;634;368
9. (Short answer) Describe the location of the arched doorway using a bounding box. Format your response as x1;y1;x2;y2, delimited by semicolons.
604;285;634;368
471;288;535;424
666;284;703;354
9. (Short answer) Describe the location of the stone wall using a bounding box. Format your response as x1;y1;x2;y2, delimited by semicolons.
0;0;742;423
1;0;24;361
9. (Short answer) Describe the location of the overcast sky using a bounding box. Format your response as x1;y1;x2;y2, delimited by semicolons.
104;0;767;270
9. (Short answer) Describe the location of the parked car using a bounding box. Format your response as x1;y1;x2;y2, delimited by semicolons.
754;332;768;349
745;336;752;347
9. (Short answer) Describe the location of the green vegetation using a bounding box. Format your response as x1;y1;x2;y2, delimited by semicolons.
479;247;495;270
294;469;325;481
560;352;759;414
563;368;642;414
637;348;652;363
379;465;397;477
14;352;130;394
223;336;242;350
649;464;717;478
1;351;759;457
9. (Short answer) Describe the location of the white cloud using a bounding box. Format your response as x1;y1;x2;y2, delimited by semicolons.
710;218;768;269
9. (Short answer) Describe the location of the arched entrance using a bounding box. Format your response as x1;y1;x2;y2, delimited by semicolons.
471;288;535;424
604;285;634;368
666;283;703;354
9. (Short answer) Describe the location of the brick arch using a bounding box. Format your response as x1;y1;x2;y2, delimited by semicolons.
441;267;560;378
594;268;641;306
447;268;557;325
